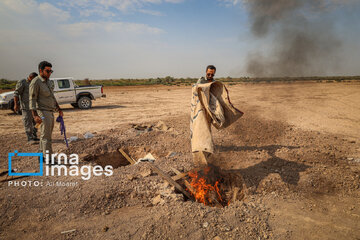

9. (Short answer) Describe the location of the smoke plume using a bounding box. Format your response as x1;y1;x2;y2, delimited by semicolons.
245;0;342;77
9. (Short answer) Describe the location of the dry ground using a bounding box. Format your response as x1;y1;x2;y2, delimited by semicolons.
0;82;359;239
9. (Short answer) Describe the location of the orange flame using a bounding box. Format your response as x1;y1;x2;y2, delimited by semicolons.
187;168;223;206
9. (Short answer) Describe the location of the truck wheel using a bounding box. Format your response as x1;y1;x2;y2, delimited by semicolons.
77;96;92;109
71;103;78;108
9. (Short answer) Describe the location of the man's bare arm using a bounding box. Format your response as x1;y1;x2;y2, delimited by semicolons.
14;96;19;112
31;109;38;117
55;101;63;116
14;96;19;106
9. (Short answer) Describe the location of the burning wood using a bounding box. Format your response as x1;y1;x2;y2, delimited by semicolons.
184;165;246;207
185;165;228;207
147;162;193;200
151;164;245;207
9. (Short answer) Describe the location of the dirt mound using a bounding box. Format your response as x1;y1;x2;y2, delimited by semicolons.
1;84;359;239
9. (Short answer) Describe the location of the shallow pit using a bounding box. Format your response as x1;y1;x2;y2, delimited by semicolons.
91;151;130;169
178;165;246;207
82;146;155;169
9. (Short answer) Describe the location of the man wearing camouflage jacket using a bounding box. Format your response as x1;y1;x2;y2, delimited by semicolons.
14;72;39;144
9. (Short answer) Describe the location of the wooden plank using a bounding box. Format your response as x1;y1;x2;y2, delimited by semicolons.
232;187;239;203
172;173;187;181
61;229;76;234
183;180;196;195
118;148;136;164
0;168;8;175
170;167;201;181
170;167;223;207
0;171;35;182
147;162;193;200
170;167;181;175
170;167;187;181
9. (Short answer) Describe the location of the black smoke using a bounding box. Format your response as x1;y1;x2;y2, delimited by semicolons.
244;0;343;77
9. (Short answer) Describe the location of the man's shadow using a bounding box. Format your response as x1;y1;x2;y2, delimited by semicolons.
217;145;310;189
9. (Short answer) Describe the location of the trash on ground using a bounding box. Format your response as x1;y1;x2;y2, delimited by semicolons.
84;132;94;139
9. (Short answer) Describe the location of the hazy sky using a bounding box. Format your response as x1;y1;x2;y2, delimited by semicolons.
0;0;359;80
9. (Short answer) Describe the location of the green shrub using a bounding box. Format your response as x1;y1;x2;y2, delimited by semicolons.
0;79;17;90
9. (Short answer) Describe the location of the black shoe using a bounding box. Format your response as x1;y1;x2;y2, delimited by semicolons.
32;137;40;141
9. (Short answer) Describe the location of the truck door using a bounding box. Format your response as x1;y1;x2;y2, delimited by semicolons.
54;79;76;104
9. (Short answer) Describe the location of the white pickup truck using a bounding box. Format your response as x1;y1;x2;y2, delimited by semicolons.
0;77;106;114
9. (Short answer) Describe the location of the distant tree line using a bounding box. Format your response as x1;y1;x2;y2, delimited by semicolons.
1;76;360;90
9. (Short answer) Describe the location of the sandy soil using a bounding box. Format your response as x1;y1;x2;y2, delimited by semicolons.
0;82;359;239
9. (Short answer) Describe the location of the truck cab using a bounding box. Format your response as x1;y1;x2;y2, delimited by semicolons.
53;78;77;104
52;77;106;109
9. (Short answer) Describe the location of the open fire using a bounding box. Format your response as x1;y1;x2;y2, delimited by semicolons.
185;165;230;207
147;162;245;208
